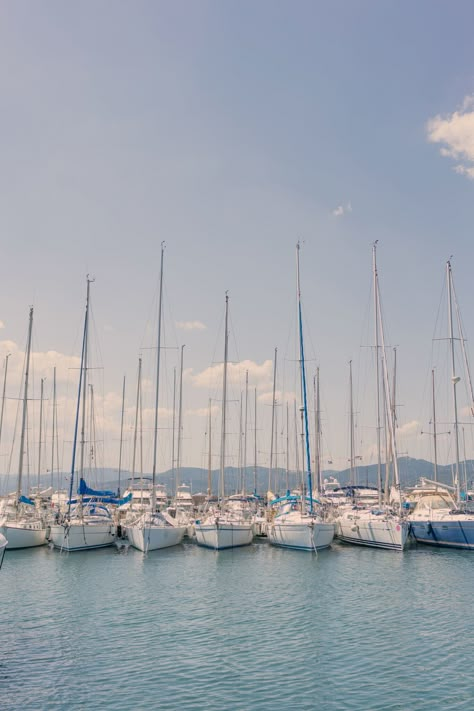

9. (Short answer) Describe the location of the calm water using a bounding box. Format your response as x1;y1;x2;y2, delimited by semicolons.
1;539;472;710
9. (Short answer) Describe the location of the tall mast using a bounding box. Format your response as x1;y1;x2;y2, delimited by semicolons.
286;401;290;493
131;357;142;489
268;347;277;494
447;260;461;502
50;366;57;489
296;242;313;513
171;366;177;484
254;388;258;496
219;292;229;504
243;369;249;494
452;276;474;417
37;377;45;489
68;278;91;517
176;344;185;494
117;375;126;497
17;306;34;505
207;398;212;497
376;258;402;502
151;243;165;505
373;243;383;507
237;393;243;494
431;369;438;482
79;279;92;486
314;368;322;494
0;353;10;457
349;360;355;486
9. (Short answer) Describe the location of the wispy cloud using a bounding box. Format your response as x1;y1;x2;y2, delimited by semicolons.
427;95;474;179
176;320;207;331
332;201;352;217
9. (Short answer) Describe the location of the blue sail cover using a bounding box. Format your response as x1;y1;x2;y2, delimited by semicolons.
78;478;116;498
19;495;35;506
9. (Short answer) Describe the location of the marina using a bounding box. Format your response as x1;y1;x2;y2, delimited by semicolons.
3;2;474;709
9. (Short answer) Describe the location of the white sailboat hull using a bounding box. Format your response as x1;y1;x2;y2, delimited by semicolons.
268;519;334;551
49;522;116;551
127;523;186;551
336;512;409;551
194;521;254;550
0;521;47;549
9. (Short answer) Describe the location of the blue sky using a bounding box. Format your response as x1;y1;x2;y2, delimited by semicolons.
1;1;474;484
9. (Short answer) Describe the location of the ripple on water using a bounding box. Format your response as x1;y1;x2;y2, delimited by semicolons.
1;540;474;710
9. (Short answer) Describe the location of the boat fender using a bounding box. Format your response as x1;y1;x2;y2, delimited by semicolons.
116;524;123;539
426;522;433;535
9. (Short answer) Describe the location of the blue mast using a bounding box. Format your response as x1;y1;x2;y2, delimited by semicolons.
296;242;313;514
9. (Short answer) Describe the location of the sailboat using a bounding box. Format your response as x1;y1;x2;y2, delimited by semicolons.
336;243;409;551
267;243;335;551
49;278;116;551
409;260;474;549
0;307;47;549
194;293;254;550
126;244;186;552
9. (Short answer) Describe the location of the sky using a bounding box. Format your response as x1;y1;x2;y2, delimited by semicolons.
1;1;474;486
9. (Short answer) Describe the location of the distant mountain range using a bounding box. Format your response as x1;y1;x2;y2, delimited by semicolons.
2;456;472;495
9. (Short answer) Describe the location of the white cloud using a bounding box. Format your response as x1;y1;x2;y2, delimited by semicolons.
427;96;474;179
332;202;352;217
397;420;421;438
186;359;274;390
176;320;207;331
0;321;5;329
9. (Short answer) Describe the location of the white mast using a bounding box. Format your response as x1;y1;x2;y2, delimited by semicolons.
171;366;177;484
237;393;243;494
447;260;461;503
376;255;402;502
117;375;126;497
50;366;57;489
243;369;249;495
268;347;277;494
373;243;383;508
17;307;34;506
219;293;229;504
313;368;322;494
131;356;142;491
0;353;10;457
431;369;438;482
79;278;92;489
286;401;290;493
349;360;355;486
151;243;165;509
37;377;45;490
253;387;258;495
207;398;212;497
176;344;185;494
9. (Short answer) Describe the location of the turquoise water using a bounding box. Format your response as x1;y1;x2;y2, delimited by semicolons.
1;540;473;710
